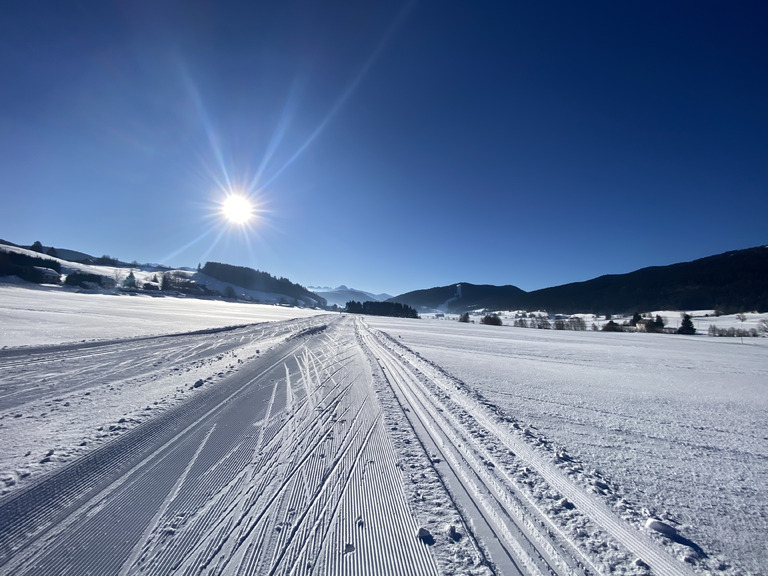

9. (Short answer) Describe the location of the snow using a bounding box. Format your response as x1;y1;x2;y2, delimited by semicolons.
0;283;323;347
2;281;766;575
0;314;455;575
365;316;768;575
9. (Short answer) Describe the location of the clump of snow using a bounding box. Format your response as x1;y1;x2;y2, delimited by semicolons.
645;518;677;537
417;527;435;545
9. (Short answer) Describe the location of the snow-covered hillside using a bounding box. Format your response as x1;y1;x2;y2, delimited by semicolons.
0;243;325;307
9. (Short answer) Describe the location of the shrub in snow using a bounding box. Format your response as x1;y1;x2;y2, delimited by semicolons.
567;316;587;330
480;314;502;326
708;325;759;338
602;320;623;332
458;312;470;323
644;315;665;333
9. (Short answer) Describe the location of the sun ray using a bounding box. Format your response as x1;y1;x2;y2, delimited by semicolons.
261;2;414;189
198;226;228;264
158;227;216;265
249;76;305;193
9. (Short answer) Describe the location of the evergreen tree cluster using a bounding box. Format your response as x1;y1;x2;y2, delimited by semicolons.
345;300;419;318
201;262;326;306
0;250;61;283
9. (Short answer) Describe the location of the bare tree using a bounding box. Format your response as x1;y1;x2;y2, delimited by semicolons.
736;313;747;343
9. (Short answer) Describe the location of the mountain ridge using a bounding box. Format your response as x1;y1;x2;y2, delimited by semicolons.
3;239;766;314
388;245;768;314
308;285;393;307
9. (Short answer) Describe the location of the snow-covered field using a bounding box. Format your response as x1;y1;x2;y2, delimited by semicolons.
0;283;323;347
2;286;765;575
366;316;768;575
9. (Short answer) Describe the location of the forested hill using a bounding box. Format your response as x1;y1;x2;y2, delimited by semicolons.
201;262;325;307
389;245;768;314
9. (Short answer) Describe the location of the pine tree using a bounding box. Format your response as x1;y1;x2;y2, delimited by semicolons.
678;314;696;335
123;271;137;289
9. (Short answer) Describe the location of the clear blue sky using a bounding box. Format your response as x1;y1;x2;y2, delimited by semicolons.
1;1;766;296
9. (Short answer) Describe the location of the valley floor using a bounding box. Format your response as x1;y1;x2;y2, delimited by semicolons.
1;292;764;575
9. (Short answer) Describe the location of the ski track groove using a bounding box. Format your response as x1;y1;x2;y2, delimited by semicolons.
42;317;435;576
372;330;580;576
0;320;311;412
0;319;326;572
359;325;536;576
363;321;700;576
0;316;613;575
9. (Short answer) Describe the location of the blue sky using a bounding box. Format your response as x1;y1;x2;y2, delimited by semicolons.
1;1;766;296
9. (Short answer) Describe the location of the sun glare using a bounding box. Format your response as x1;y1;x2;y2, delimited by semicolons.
221;194;254;225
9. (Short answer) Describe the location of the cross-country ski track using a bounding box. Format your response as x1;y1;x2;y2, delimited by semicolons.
0;315;702;575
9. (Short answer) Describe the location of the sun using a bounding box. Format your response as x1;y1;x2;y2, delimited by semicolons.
221;194;254;225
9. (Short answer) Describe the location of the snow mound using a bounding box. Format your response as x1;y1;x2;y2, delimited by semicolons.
645;518;677;537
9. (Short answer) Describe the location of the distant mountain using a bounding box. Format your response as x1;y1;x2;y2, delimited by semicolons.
308;285;392;307
389;283;527;313
389;246;768;314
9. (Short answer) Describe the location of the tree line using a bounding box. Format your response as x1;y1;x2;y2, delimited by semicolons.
201;262;326;306
0;250;61;283
345;301;419;318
